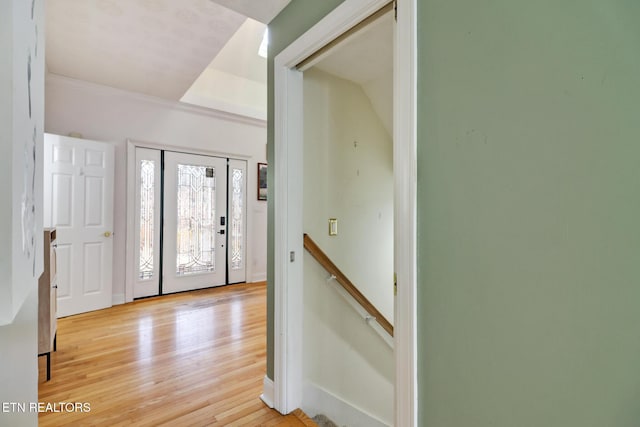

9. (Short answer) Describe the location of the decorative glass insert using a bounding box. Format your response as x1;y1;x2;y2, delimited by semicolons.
139;160;155;279
176;164;216;275
230;168;244;270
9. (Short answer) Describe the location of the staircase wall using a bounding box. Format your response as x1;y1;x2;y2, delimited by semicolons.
301;68;394;425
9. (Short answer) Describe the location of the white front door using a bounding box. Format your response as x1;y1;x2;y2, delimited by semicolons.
162;152;228;294
131;149;248;297
44;134;114;317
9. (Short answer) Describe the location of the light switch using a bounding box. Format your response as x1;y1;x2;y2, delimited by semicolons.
329;218;338;236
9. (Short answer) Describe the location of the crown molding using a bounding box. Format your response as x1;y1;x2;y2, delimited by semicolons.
45;73;267;128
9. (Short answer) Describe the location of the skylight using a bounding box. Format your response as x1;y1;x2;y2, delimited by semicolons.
258;28;269;58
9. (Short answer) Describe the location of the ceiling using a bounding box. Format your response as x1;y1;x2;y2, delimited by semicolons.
206;0;291;25
313;13;393;87
180;16;268;119
46;0;290;115
313;12;394;135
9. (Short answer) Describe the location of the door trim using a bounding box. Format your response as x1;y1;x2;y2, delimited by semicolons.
125;140;253;302
272;0;418;425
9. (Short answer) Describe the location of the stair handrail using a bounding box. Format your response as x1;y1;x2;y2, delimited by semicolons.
303;233;394;337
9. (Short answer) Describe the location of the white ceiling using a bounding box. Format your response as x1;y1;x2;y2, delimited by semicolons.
313;12;394;135
180;18;268;119
313;13;393;86
46;0;290;108
208;0;292;24
207;18;267;84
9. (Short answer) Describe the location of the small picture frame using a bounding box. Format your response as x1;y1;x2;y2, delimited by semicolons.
258;163;267;201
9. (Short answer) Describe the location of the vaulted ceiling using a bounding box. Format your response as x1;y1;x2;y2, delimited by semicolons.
46;0;290;118
313;12;394;135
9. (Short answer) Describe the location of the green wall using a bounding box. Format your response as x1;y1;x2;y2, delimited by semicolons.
417;0;640;425
269;0;640;424
267;0;345;380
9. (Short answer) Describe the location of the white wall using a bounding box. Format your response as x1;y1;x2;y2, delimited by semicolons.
302;69;394;425
1;0;44;327
181;68;267;120
362;69;393;137
0;289;38;426
0;0;14;325
45;75;268;303
0;0;43;424
303;257;394;425
303;68;393;320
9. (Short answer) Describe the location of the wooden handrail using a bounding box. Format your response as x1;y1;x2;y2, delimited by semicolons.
303;234;394;337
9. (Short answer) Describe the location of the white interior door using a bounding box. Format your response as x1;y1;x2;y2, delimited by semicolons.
44;134;114;317
133;148;161;298
162;152;227;294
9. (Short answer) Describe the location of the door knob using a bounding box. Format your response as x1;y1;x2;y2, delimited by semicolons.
104;231;112;237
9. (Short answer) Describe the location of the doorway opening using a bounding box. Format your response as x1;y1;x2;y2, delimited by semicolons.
299;8;395;425
132;147;247;299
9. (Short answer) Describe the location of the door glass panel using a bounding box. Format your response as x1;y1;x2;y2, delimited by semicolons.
176;164;216;275
230;167;244;270
139;160;155;279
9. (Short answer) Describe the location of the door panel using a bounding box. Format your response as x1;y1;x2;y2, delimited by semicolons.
52;173;73;226
163;152;227;294
228;159;247;284
44;133;114;317
83;243;103;293
84;176;104;225
133;148;162;298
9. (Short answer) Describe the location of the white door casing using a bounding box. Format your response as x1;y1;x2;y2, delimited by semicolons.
271;0;417;426
393;1;418;426
162;151;227;294
44;133;115;317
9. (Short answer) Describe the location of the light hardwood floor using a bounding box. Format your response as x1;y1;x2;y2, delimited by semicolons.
38;282;315;427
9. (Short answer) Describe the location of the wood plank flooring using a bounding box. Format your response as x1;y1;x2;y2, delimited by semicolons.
38;282;314;427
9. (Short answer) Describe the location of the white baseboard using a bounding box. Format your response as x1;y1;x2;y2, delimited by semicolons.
302;382;390;427
260;375;274;408
251;273;267;283
112;293;125;305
